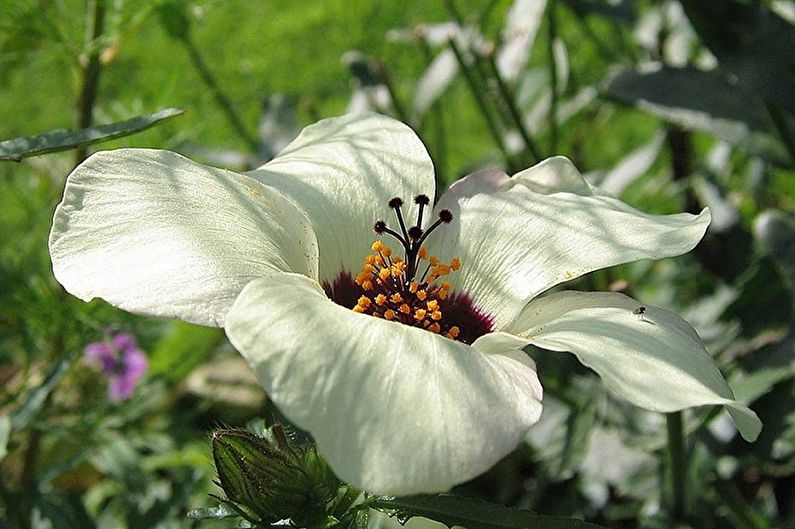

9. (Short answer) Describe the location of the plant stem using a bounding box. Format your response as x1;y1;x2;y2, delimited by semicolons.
375;60;410;125
712;476;773;529
546;0;560;153
766;102;795;165
417;37;446;190
448;38;515;171
666;411;687;521
74;0;106;165
182;35;260;153
484;48;544;164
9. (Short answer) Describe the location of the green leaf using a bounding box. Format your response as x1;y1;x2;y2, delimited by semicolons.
605;67;789;165
186;504;240;520
10;353;72;431
37;491;96;529
147;321;223;383
755;210;795;295
680;0;795;116
0;108;184;162
0;415;10;463
369;494;609;529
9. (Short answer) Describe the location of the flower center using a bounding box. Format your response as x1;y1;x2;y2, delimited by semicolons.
322;194;494;344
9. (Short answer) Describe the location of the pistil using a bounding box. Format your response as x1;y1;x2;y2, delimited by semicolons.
353;196;467;340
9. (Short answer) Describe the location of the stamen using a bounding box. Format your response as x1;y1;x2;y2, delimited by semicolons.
346;195;483;342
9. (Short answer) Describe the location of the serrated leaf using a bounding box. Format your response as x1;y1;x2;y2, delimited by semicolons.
0;108;184;162
370;494;608;529
605;67;789;165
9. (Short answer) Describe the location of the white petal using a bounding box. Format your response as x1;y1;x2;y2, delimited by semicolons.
507;290;761;441
49;149;318;326
248;113;436;284
225;273;543;495
432;157;710;329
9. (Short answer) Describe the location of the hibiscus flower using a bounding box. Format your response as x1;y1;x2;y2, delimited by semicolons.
50;112;760;495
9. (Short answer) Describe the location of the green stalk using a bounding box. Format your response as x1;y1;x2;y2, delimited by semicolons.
182;36;260;153
74;0;106;165
417;37;447;189
766;102;795;165
376;61;410;125
666;411;687;520
712;477;773;529
546;0;560;153
448;38;514;171
484;48;543;163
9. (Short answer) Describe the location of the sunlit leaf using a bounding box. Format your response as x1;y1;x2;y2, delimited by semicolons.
592;130;665;196
606;66;789;165
0;108;184;162
0;416;10;463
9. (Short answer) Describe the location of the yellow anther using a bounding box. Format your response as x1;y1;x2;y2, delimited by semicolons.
450;258;461;271
378;268;391;281
391;262;406;277
416;289;427;301
428;322;441;333
409;281;418;293
357;296;372;309
399;304;411;314
437;288;448;300
418;246;428;259
390;293;403;303
363;264;374;274
435;264;451;276
371;241;384;252
362;280;373;291
446;326;460;339
381;247;392;257
375;255;385;266
365;255;376;265
392;256;403;263
414;309;427;320
426;300;439;311
431;310;442;321
384;309;396;320
429;256;440;266
353;305;366;313
441;281;452;290
375;294;387;306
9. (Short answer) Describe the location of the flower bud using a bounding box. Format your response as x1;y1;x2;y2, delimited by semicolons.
211;426;340;528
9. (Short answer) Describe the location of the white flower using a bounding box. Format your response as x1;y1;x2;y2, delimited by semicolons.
49;113;760;495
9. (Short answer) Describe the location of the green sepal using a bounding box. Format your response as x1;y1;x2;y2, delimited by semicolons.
211;425;342;528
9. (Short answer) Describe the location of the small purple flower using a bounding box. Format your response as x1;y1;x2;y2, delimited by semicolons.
84;332;148;401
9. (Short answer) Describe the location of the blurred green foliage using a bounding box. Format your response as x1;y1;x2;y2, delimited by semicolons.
2;0;795;528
